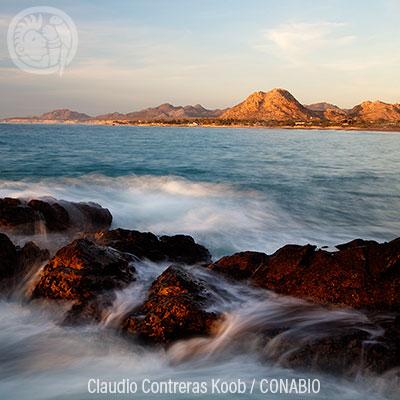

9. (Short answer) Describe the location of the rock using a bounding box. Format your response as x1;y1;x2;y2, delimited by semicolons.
159;235;211;265
0;233;49;293
123;265;220;344
276;316;400;375
0;197;112;234
209;251;269;280
28;199;70;231
71;202;112;232
0;233;18;279
16;241;50;277
0;198;41;234
95;229;211;264
32;238;135;321
209;238;400;311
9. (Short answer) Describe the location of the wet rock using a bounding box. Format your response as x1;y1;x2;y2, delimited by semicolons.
95;228;211;264
0;233;18;279
16;241;50;277
28;199;70;231
209;251;269;280
0;198;41;234
209;238;400;310
277;317;400;375
0;197;112;234
32;238;135;305
159;235;212;265
0;233;49;292
71;202;112;232
123;265;220;344
63;297;114;325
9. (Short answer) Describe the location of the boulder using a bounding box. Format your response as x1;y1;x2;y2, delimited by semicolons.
32;238;136;323
0;233;18;279
28;199;70;231
123;265;220;344
0;233;49;291
0;197;112;234
274;316;400;375
16;241;50;277
0;198;41;234
95;228;211;264
209;251;269;280
208;238;400;311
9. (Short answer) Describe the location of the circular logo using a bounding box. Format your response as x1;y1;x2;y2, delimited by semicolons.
7;7;78;75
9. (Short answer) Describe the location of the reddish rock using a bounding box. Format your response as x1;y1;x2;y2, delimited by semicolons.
32;238;135;303
209;238;400;310
123;265;220;344
95;228;211;264
209;251;269;280
0;197;112;234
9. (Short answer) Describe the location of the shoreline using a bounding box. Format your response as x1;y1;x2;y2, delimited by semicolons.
2;119;400;133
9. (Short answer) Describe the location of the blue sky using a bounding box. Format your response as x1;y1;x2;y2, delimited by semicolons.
1;0;400;117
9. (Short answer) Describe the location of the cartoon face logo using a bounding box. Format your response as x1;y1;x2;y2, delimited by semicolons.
7;7;78;75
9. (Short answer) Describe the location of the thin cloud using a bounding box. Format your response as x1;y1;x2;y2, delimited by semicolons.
254;21;355;65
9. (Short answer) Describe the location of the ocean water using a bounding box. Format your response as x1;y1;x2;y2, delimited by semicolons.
0;124;399;400
1;123;399;256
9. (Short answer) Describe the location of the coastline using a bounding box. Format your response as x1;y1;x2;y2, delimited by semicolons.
2;119;400;133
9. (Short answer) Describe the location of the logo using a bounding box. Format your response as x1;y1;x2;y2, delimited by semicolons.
7;7;78;75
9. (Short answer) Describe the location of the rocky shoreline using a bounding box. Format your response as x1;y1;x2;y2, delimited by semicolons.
0;196;399;376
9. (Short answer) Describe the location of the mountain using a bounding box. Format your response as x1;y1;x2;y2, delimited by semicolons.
38;109;91;121
96;103;223;121
305;102;342;112
349;101;400;123
305;102;350;122
3;90;400;127
221;89;317;121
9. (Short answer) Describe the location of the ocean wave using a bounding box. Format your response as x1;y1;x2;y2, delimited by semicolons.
0;174;303;257
0;173;392;257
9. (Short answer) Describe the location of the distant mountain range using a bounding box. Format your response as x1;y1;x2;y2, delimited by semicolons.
3;88;400;125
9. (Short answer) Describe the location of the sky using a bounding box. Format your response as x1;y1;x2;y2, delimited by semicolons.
0;0;400;117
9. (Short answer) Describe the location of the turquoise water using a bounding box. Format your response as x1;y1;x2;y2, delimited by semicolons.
0;124;399;400
1;123;399;255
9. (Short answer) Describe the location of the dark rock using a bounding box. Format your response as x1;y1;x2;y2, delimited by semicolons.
0;198;41;234
335;239;379;251
209;251;268;280
95;228;211;264
159;235;212;265
209;238;400;310
69;202;113;232
63;297;114;325
32;238;135;303
0;233;18;279
95;229;163;260
123;265;220;344
277;316;400;375
28;199;70;231
0;197;112;234
16;241;50;276
0;233;49;293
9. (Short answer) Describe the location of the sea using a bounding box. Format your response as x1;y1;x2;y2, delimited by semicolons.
0;123;399;399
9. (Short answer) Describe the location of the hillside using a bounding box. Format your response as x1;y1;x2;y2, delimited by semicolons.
349;101;400;123
221;89;317;121
39;109;91;121
96;104;223;121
